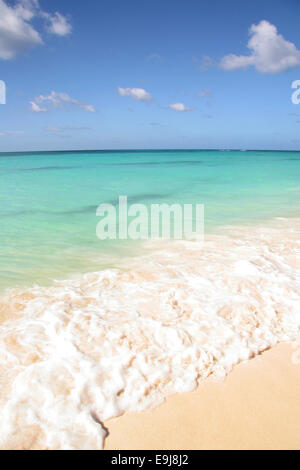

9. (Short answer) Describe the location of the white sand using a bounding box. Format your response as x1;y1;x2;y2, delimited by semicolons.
105;343;300;450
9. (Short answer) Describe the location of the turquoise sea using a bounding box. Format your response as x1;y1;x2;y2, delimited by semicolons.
1;149;299;291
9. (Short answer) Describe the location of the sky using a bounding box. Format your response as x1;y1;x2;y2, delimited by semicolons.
1;0;300;151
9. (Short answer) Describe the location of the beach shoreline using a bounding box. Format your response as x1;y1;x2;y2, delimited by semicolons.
0;215;300;450
104;343;300;450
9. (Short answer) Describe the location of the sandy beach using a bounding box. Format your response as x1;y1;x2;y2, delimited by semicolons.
104;343;300;450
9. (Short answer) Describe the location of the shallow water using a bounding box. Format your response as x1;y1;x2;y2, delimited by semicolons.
1;149;300;290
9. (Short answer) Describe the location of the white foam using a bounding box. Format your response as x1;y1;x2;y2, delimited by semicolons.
0;218;300;449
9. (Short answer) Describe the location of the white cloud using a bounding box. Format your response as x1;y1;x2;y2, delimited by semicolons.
168;103;194;112
0;0;71;60
220;20;300;74
196;89;213;97
0;0;42;59
30;100;46;112
30;91;95;113
41;11;72;37
118;87;153;102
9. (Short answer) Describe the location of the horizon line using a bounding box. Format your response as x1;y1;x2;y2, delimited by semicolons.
1;147;300;156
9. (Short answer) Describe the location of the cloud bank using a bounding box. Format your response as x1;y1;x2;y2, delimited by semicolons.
30;91;95;113
220;20;300;74
118;87;153;102
41;11;72;37
168;103;194;112
0;0;71;60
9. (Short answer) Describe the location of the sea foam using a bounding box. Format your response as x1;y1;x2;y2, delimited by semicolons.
0;218;299;449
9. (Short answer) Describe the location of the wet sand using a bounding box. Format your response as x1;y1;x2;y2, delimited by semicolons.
104;343;300;450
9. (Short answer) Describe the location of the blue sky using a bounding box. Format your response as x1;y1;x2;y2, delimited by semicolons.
1;0;300;151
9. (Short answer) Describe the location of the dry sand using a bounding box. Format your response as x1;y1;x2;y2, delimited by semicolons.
104;343;300;450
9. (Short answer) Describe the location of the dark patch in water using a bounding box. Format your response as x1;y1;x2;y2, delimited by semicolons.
0;206;97;217
106;193;175;205
1;193;176;218
0;209;46;217
108;160;205;167
17;165;78;172
62;205;97;215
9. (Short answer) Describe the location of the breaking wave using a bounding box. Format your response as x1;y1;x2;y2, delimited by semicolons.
0;218;299;449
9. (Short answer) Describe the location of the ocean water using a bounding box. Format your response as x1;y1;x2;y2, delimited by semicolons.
1;149;300;291
0;149;300;449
